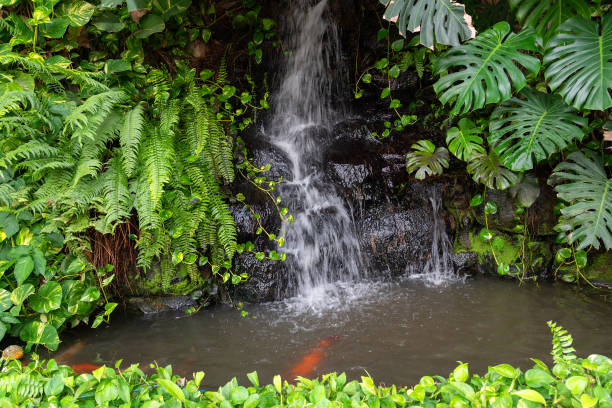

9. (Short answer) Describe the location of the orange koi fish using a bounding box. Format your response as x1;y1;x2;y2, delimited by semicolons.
70;363;101;374
54;340;85;363
285;336;340;380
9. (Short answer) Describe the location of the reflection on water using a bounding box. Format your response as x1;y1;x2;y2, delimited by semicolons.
52;277;612;388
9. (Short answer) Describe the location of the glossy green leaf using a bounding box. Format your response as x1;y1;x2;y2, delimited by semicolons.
57;1;96;27
14;256;34;285
509;0;589;44
434;23;540;114
446;118;485;161
513;389;546;405
574;250;587;268
152;0;192;20
479;228;493;241
485;201;498;215
565;376;588;396
93;10;126;32
0;289;11;312
492;236;505;251
453;363;469;382
467;150;518;190
80;286;100;302
550;151;612;250
158;379;186;402
544;15;612;110
133;14;165;38
525;368;554;388
380;0;476;47
489;89;587;171
96;379;119;404
392;39;405;51
29;281;62;313
470;194;483;207
20;321;59;349
11;284;35;306
492;364;516;378
41;17;71;38
406;140;449;180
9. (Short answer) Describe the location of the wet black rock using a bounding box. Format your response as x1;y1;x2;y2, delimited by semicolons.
232;251;285;302
128;296;197;314
356;182;442;276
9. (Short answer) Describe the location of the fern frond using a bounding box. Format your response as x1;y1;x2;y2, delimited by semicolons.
120;104;146;177
160;99;180;138
63;90;127;142
0;140;58;168
548;321;577;364
216;51;228;86
133;174;161;231
103;154;132;229
0;53;61;90
50;66;110;93
0;183;16;207
143;127;175;208
208;108;234;183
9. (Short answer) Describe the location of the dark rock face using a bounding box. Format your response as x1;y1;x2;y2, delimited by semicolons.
233;250;286;303
128;296;197;314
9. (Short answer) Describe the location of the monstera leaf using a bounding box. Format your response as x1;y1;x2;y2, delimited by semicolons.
446;117;485;161
467;150;518;190
509;0;590;44
152;0;191;20
379;0;476;48
550;151;612;250
406;140;449;180
489;89;587;171
434;22;540;115
544;15;612;111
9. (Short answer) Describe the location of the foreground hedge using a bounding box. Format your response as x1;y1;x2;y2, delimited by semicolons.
0;324;610;408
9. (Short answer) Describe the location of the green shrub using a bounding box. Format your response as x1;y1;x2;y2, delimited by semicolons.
0;323;610;407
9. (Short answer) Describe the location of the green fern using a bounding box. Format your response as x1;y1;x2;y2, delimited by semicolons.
143;127;175;208
102;154;132;229
548;321;577;364
120;104;146;177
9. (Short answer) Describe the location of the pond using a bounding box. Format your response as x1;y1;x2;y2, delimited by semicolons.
51;276;612;389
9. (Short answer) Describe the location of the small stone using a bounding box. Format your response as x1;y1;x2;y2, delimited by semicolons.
2;345;24;361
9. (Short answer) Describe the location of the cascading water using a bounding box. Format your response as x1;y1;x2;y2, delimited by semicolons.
267;0;365;305
409;191;463;285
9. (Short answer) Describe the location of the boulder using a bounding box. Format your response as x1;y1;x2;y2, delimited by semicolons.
232;250;285;302
128;296;197;314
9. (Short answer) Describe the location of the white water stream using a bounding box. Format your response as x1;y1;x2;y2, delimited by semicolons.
267;0;364;306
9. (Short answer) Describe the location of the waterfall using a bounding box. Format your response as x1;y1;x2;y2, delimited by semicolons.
267;0;364;303
410;191;462;285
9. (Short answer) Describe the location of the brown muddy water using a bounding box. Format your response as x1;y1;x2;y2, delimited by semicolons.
51;276;612;389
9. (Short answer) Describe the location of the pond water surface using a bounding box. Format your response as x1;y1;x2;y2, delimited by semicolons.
53;276;612;389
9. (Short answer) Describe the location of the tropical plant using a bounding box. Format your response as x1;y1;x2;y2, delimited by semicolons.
0;0;282;348
549;150;612;251
405;140;449;180
378;0;476;48
445;117;485;161
543;14;612;111
0;323;609;408
381;0;612;277
466;149;518;190
509;0;590;44
433;22;540;115
489;89;587;171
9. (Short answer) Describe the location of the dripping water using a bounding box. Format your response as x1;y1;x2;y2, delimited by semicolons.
409;191;463;285
267;0;364;307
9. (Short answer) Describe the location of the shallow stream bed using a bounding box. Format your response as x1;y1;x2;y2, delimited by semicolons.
53;276;612;388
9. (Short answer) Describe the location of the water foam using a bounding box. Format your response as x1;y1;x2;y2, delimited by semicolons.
407;191;465;286
267;0;364;307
